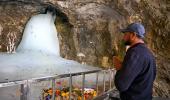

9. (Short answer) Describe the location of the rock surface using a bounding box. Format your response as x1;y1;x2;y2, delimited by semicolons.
0;0;169;97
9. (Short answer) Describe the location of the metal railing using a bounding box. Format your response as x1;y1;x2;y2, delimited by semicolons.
0;69;116;100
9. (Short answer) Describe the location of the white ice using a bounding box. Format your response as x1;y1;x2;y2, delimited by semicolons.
17;12;60;56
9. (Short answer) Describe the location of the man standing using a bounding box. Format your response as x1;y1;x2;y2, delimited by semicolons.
113;23;156;100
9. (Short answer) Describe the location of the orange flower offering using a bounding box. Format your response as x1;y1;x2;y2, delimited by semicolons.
43;86;97;100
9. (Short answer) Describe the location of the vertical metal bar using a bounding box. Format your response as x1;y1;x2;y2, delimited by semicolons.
96;72;99;95
103;70;106;92
20;84;24;100
109;69;112;90
20;80;28;100
52;78;55;100
69;74;72;100
82;73;85;100
113;69;116;89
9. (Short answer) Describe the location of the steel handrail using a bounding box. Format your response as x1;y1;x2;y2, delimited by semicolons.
0;69;101;88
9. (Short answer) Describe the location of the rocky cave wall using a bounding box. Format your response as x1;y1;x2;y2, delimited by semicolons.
0;0;169;97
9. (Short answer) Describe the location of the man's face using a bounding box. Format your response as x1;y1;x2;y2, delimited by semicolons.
122;32;132;46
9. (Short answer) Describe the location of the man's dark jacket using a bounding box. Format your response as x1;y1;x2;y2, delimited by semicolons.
115;43;156;100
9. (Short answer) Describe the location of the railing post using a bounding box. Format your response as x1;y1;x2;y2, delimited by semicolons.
96;72;99;95
20;80;28;100
52;78;56;100
112;69;116;89
82;73;85;100
69;73;72;100
103;70;106;92
109;69;112;90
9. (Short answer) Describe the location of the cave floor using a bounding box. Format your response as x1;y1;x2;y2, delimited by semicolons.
94;89;170;100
